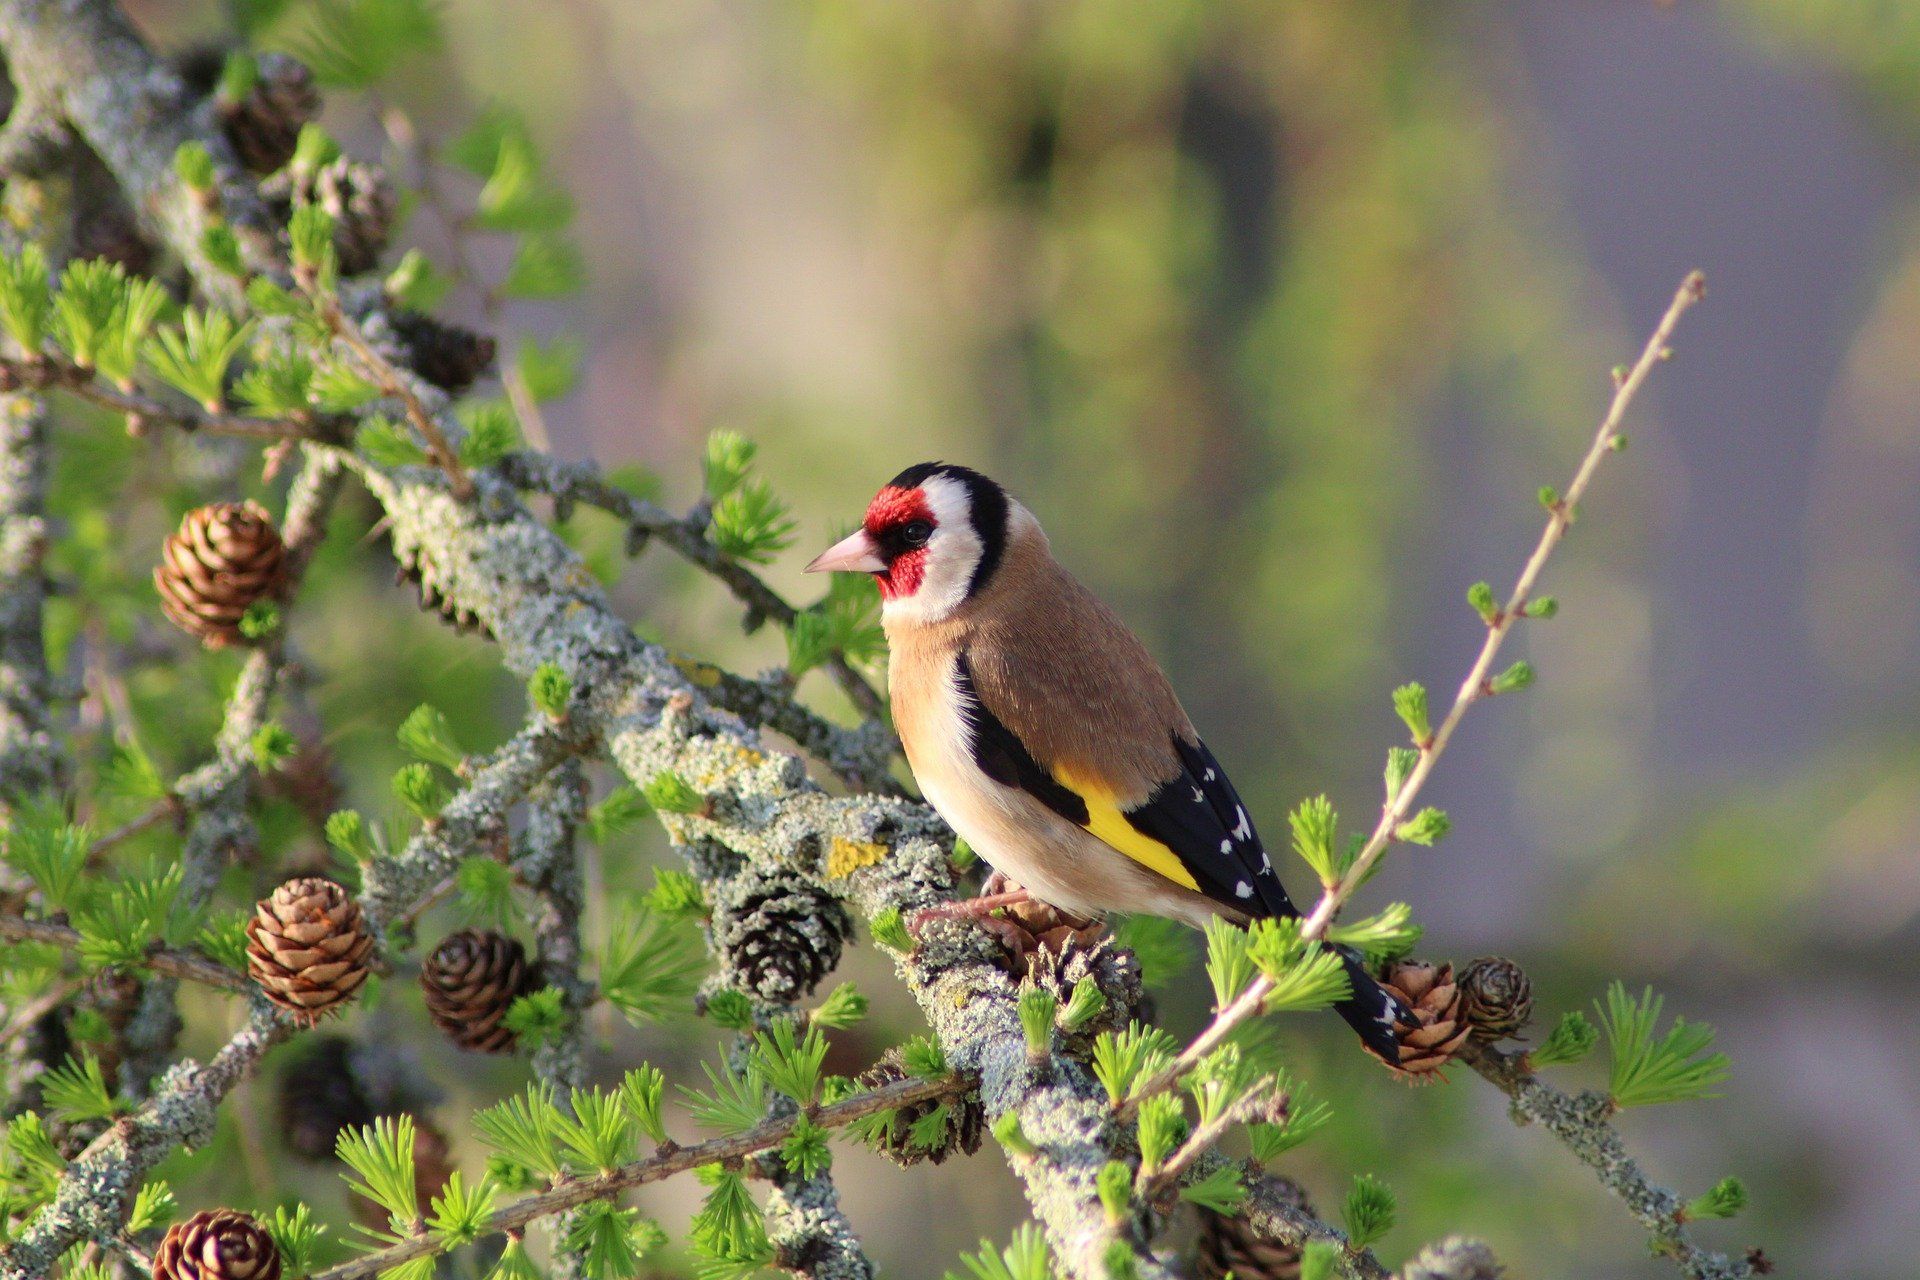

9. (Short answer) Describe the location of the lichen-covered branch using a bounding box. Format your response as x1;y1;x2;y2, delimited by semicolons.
1460;1041;1752;1280
0;388;61;803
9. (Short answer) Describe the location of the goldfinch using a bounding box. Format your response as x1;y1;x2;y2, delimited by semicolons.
806;462;1407;1061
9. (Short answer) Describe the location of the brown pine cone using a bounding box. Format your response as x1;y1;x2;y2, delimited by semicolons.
1363;960;1471;1080
977;871;1105;975
1195;1177;1312;1280
1024;935;1142;1048
1457;956;1533;1042
219;53;320;174
265;157;396;276
420;929;533;1053
350;1114;453;1232
277;1035;376;1161
155;501;287;648
244;877;375;1025
154;1210;281;1280
390;311;497;395
713;869;852;1005
853;1050;983;1168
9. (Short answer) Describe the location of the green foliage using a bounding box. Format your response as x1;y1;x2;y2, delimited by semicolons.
1326;902;1421;966
1683;1175;1747;1221
1287;794;1345;886
1017;984;1056;1058
516;336;583;402
1203;915;1256;1009
290;0;441;88
325;808;377;863
1089;1022;1175;1104
4;1112;64;1200
1467;580;1498;624
1537;484;1561;511
688;1164;770;1274
94;276;166;388
869;906;910;951
427;1170;498;1246
703;430;757;500
73;862;187;969
313;365;379;411
455;856;514;927
0;243;52;352
900;1033;948;1079
1059;976;1106;1032
337;1114;422;1228
753;1018;830;1103
1247;919;1351;1013
1596;983;1731;1108
1247;1074;1333;1162
621;1065;668;1146
1488;661;1535;695
585;785;650;844
990;1110;1036;1157
1134;1091;1185;1175
1525;596;1559;619
6;818;90;911
473;1083;565;1181
680;1058;768;1134
459;399;521;468
288;204;337;279
502;986;569;1049
566;1202;663;1280
361;418;427;467
385;248;450;310
217;48;259;100
473;131;574;233
249;722;297;772
128;1178;177;1234
1299;1240;1340;1280
641;770;704;815
487;1238;542;1280
392;761;452;820
239;598;281;641
1183;1042;1261;1130
809;980;868;1030
1102;1239;1140;1280
1095;1158;1132;1222
1178;1165;1246;1215
196;912;250;970
1530;1010;1599;1068
201;224;245;276
51;258;131;369
172;141;215;192
598;904;702;1024
265;1204;326;1275
1342;1173;1396;1250
501;233;586;298
944;1224;1051;1280
1384;746;1418;802
780;1114;832;1179
1109;913;1192;990
708;480;796;565
1392;682;1431;743
39;1054;124;1124
528;662;572;718
144;308;253;410
1393;806;1450;847
99;739;166;802
397;702;465;769
787;573;885;676
553;1086;635;1172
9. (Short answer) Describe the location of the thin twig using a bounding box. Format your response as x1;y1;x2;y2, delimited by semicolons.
0;978;84;1050
1128;271;1708;1109
0;915;251;992
0;357;321;441
307;1072;972;1280
317;299;473;497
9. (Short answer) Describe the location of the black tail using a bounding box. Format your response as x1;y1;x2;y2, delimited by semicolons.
1331;946;1407;1064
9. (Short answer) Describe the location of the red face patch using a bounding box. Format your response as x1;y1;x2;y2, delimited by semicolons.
863;485;935;599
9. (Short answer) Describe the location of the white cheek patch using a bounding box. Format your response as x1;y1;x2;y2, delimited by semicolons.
881;474;983;625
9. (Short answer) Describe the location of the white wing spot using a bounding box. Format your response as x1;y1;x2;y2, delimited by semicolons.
1191;786;1206;804
1204;768;1217;781
1219;839;1233;855
1232;806;1253;841
1234;880;1253;899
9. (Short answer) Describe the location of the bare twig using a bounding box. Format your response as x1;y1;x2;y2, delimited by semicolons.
317;298;473;497
0;914;250;992
1129;272;1708;1108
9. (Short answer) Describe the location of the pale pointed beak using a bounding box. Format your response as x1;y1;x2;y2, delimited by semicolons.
805;528;885;574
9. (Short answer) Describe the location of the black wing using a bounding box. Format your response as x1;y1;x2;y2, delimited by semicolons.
1121;735;1303;920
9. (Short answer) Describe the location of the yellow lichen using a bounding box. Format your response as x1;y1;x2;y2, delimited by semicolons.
826;836;888;878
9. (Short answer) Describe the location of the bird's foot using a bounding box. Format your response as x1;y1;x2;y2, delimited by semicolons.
908;887;1033;935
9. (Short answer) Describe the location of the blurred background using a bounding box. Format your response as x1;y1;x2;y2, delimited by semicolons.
96;1;1920;1277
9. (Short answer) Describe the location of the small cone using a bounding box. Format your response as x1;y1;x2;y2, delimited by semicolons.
153;1210;281;1280
419;929;532;1053
977;871;1105;975
1194;1176;1312;1280
714;869;852;1005
1023;935;1142;1048
1364;960;1471;1080
219;53;320;174
301;159;394;276
853;1050;983;1168
1457;956;1533;1042
277;1035;376;1161
244;877;375;1024
390;311;497;395
155;501;286;648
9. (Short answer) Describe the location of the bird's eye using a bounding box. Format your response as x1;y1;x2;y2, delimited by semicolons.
902;520;934;546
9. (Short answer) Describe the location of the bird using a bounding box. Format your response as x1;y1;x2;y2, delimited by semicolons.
805;461;1408;1063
